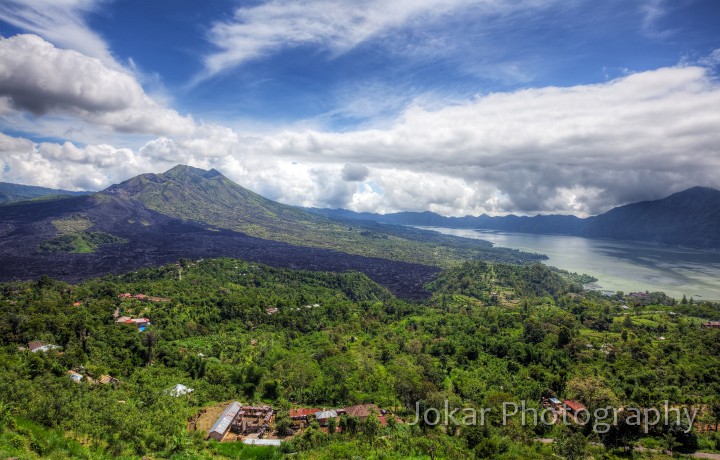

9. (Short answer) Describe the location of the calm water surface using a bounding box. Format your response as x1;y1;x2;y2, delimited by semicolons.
423;227;720;301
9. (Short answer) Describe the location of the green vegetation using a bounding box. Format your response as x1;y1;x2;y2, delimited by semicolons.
0;182;88;206
38;231;127;253
0;258;719;458
51;216;94;234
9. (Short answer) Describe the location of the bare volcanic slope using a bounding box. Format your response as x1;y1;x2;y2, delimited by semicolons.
0;166;541;298
0;193;439;299
99;165;542;266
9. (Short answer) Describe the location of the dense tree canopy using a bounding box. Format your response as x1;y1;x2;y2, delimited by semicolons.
0;258;719;458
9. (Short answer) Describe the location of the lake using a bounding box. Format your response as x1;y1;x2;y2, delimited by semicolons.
422;227;720;301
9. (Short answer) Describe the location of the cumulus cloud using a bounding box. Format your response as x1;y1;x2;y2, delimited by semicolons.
2;65;720;217
0;34;195;136
341;164;369;182
0;131;147;190
230;65;720;215
199;0;556;79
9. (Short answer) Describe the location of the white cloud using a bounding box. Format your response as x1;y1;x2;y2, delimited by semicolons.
0;34;195;136
0;131;145;190
227;65;720;215
199;0;556;80
0;0;118;69
639;0;675;39
2;65;720;217
699;48;720;68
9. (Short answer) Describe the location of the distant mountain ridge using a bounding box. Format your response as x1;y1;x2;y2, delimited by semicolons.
0;182;90;205
309;187;720;249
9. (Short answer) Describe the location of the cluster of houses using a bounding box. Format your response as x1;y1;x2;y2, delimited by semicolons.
290;403;397;432
114;316;151;331
208;403;274;442
204;402;397;443
66;368;120;386
541;397;587;420
266;304;321;315
114;293;166;331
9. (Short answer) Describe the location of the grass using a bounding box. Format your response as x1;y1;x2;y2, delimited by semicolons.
207;440;282;459
38;231;127;254
51;216;93;234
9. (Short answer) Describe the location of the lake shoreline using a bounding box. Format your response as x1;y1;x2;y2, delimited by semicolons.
418;226;720;301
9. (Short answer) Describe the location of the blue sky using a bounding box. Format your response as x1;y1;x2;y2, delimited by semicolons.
0;0;719;216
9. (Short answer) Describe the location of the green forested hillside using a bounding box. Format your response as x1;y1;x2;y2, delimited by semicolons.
0;182;90;205
1;259;719;459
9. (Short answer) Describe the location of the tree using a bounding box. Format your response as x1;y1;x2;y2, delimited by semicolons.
662;432;680;454
327;417;337;435
709;398;720;432
566;376;618;411
558;326;572;348
263;380;280;400
345;416;360;436
275;414;293;437
523;318;546;344
601;411;640;452
0;400;12;433
143;330;158;365
362;412;381;446
666;422;698;453
623;314;633;328
555;427;588;460
463;424;488;450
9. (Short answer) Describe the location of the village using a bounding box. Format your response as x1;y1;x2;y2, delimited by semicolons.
191;401;400;446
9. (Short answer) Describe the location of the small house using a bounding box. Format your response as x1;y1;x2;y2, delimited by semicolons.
28;341;60;353
343;404;380;420
290;408;319;420
166;384;193;397
314;410;338;426
290;407;319;428
563;400;586;415
702;321;720;328
208;401;242;441
67;370;83;383
99;375;120;386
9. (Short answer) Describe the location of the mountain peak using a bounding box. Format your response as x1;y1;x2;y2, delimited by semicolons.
162;164;224;180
